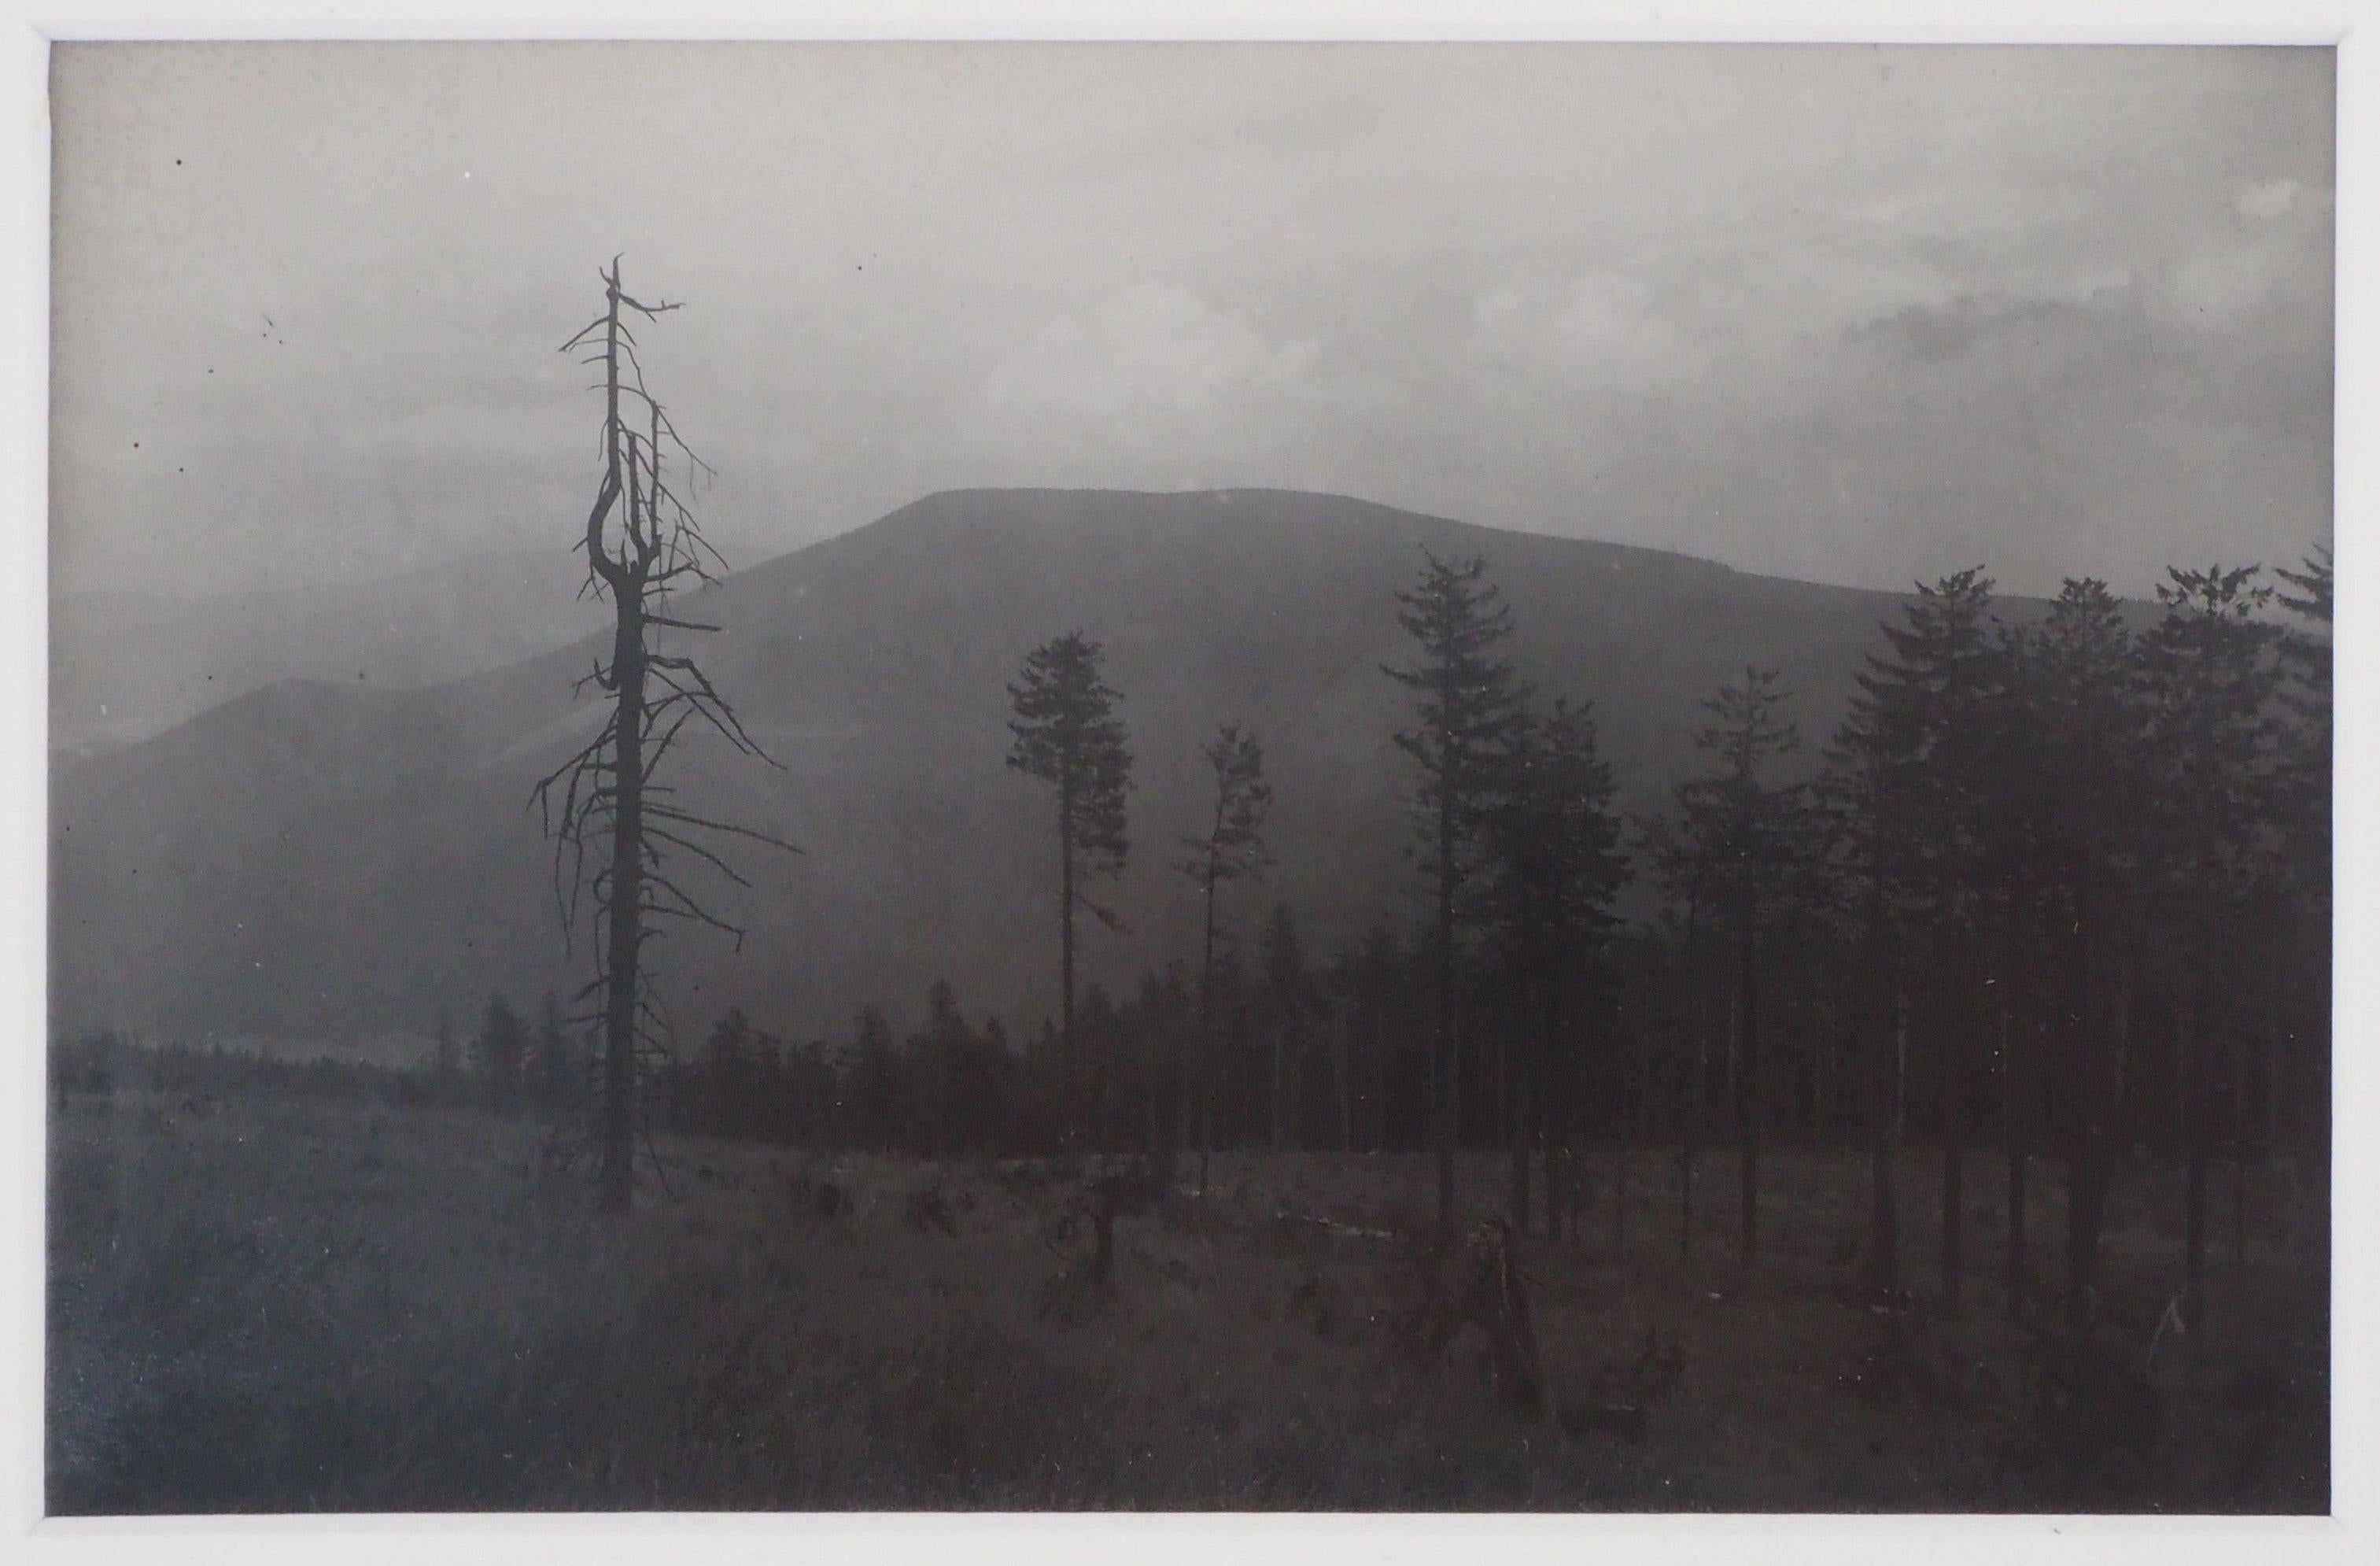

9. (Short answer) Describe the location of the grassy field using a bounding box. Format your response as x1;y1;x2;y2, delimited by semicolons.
46;1086;2327;1513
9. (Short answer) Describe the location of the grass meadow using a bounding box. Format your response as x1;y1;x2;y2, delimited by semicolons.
46;1084;2327;1513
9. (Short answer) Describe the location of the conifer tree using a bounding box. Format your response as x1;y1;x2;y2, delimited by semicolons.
1819;662;1924;1298
2272;548;2332;1153
2140;564;2283;1339
2027;578;2149;1315
1485;696;1629;1235
1177;722;1272;1187
1008;632;1134;1148
1671;667;1805;1265
1854;568;1998;1306
1383;549;1525;1238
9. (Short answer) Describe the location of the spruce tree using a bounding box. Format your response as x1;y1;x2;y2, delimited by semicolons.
1484;696;1629;1236
1008;631;1135;1150
2028;578;2149;1315
2140;564;2283;1339
1672;667;1805;1266
1383;549;1525;1238
1854;569;1998;1308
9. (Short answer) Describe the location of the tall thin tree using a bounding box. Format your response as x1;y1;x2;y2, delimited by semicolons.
1384;549;1524;1240
2025;578;2147;1317
1671;667;1805;1266
1008;631;1135;1150
1855;569;1998;1306
1820;671;1922;1301
1177;722;1272;1190
1483;696;1629;1237
536;259;791;1213
2139;563;2282;1340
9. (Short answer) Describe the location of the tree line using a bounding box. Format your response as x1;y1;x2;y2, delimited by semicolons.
76;531;2326;1337
943;545;2330;1329
570;540;2323;1331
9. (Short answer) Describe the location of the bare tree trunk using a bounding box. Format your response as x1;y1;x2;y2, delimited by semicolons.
1865;966;1901;1300
1736;909;1761;1267
2181;947;2210;1346
1515;979;1552;1234
1941;978;1965;1312
1060;771;1078;1151
2000;928;2027;1315
1195;867;1217;1195
1435;796;1458;1243
1612;1006;1634;1255
2231;1015;2249;1276
1684;976;1707;1265
1509;1029;1529;1234
598;597;646;1213
589;273;643;1217
2112;943;2135;1147
2266;955;2286;1153
2063;892;2107;1323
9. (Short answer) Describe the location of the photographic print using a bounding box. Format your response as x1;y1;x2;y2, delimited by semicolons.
43;40;2333;1516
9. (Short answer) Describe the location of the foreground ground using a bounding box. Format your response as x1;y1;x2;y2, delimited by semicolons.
46;1087;2327;1512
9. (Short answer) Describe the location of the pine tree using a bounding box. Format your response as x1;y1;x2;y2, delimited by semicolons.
2272;548;2332;1156
1855;568;1998;1308
1671;667;1805;1266
1977;620;2046;1311
1819;653;1924;1298
1008;631;1135;1150
2027;578;2149;1316
2139;564;2284;1339
1383;548;1525;1238
1484;696;1629;1236
1176;722;1272;1187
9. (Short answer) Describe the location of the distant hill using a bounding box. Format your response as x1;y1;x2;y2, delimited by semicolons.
56;488;2012;1051
51;548;607;755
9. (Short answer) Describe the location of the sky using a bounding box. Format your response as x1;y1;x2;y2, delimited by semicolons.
49;42;2334;601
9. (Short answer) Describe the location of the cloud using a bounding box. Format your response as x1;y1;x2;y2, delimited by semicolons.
2238;177;2302;222
1467;269;1703;390
972;284;1322;450
1844;263;2135;364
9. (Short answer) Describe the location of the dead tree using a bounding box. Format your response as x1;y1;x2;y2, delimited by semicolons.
537;258;793;1213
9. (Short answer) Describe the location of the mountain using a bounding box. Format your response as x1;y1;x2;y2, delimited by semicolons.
51;548;607;755
56;487;1962;1051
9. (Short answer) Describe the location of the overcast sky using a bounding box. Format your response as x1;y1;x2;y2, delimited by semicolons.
50;42;2332;601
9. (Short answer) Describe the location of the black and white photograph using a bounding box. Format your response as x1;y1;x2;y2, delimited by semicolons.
27;26;2352;1531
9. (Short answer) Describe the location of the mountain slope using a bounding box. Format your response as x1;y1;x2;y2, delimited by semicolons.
55;488;1942;1049
51;548;607;755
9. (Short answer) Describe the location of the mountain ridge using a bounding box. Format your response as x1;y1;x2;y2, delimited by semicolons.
53;486;2044;1051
